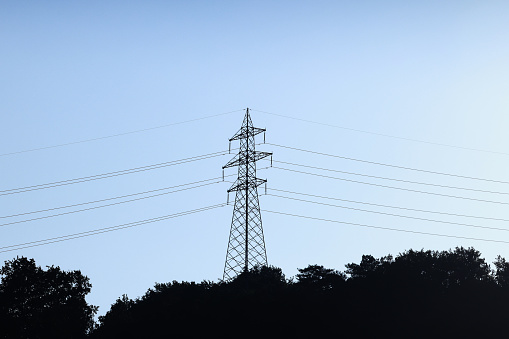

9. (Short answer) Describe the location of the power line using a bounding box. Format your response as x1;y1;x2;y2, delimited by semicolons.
272;166;509;205
268;187;509;222
266;193;509;233
0;181;224;227
1;151;225;193
0;175;234;219
267;143;509;185
0;203;227;253
0;109;243;157
271;159;509;195
253;109;509;156
263;210;509;244
0;151;228;196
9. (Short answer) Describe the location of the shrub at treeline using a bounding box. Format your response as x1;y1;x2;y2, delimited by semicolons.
3;247;509;338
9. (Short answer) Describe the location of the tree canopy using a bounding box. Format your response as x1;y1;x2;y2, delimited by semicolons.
91;247;509;338
5;247;509;338
0;256;97;339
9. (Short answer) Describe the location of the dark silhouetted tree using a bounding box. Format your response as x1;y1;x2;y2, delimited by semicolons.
296;264;346;290
92;248;509;338
96;294;134;334
345;247;492;288
437;246;492;287
494;255;509;287
344;254;393;280
0;257;97;339
228;265;287;292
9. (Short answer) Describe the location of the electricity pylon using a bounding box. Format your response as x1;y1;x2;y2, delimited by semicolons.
222;108;272;281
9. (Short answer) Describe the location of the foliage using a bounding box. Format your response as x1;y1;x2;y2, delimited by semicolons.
0;256;97;339
493;255;509;287
11;249;509;337
345;247;493;289
91;247;509;338
296;264;346;290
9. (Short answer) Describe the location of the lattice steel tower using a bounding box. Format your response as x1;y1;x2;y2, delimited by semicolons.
222;108;272;280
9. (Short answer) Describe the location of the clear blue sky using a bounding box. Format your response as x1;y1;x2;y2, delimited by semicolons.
2;1;509;317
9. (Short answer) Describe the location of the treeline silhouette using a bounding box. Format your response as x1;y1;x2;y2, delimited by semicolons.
92;247;509;338
3;247;509;338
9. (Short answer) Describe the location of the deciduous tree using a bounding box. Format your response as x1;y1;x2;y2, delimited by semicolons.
0;257;97;339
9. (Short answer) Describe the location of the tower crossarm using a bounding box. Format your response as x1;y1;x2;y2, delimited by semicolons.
222;151;272;169
229;126;266;141
227;177;267;193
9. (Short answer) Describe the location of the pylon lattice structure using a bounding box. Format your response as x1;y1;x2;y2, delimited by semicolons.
222;108;272;281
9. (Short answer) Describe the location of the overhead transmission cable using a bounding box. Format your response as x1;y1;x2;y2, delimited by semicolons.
263;210;509;245
0;150;231;196
0;109;243;157
268;187;509;222
0;203;227;253
0;175;235;219
268;159;509;195
0;180;228;227
267;143;509;185
252;109;509;156
272;166;509;205
265;193;509;233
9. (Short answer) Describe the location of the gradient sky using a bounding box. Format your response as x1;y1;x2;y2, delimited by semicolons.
2;1;509;317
